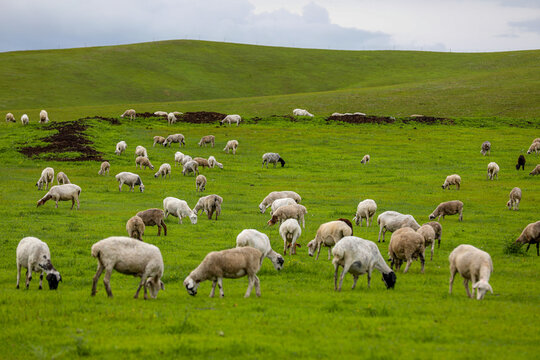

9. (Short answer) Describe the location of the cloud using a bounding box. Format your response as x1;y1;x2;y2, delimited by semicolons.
509;18;540;34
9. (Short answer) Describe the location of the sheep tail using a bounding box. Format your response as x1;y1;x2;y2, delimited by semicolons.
91;244;100;259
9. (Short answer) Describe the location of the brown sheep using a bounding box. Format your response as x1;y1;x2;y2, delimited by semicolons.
194;157;210;168
135;156;154;170
388;227;425;273
423;222;442;248
417;224;436;261
126;216;145;241
530;164;540;175
153;136;166;147
136;208;167;236
429;200;463;222
198;135;215;147
515;221;540;256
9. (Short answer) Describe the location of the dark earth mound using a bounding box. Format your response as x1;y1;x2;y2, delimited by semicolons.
180;111;227;124
137;112;165;118
327;114;396;124
402;116;454;125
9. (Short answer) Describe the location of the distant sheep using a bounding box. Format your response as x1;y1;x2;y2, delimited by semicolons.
153;136;166;147
115;141;127;155
442;174;461;190
172;111;183;117
37;184;81;210
527;142;540;155
353;199;377;227
270;198;296;216
429;200;463;221
307;220;352;260
154;163;171;179
530;164;540;175
181;155;193;166
449;244;493;300
174;152;184;166
163;197;197;224
182;160;199;176
56;171;71;185
126;215;145;241
417;224;436;261
221;114;241;126
115;172;144;192
507;187;521;211
167;112;176;125
199;135;215;147
293;109;313;117
515;221;540;256
193;194;223;220
208;156;223;169
388;227;425;273
39;110;49;124
259;191;301;213
487;162;499;180
36;167;54;190
360;154;370;164
236;229;284;271
135;145;148;158
516;155;526;170
136;208;167;236
135;156;154;170
267;204;307;228
196;175;207;192
6;112;15;122
164;134;185;147
279;218;302;255
154;111;168;116
21;114;29;125
98;161;110;175
194;157;210;168
16;237;61;290
481;141;491;156
262;152;285;168
377;211;420;243
120;109;136;120
223;140;238;155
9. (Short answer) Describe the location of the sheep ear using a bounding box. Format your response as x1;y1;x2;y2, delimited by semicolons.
160;281;165;290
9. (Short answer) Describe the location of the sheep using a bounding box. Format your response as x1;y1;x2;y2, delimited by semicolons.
429;200;464;221
481;141;491;156
293;108;314;117
507;187;522;211
208;155;223;169
196;175;207;192
153;136;166;147
487;162;499;180
360;154;370;164
262;152;285;168
388;227;425;273
270;198;297;216
442;174;461;190
181;155;193;166
174;152;184;166
530;164;540;175
163;134;185;147
154;111;168;116
236;229;284;271
307;220;352;260
126;215;145;241
183;247;262;298
377;211;420;243
56;171;71;185
353;199;377;227
337;218;354;234
173;111;183;117
516;155;526;170
527;142;540;155
154;163;171;179
120;109;136;120
515;221;540;256
223;140;238;154
135;145;148;158
115;141;127;155
279;219;302;255
193;194;223;220
417;224;436;261
221;114;241;126
354;112;366;116
167;112;176;125
6;112;15;122
21;114;29;125
136;208;167;236
91;237;164;299
449;244;493;300
182;160;199;176
423;221;443;248
37;184;81;210
332;236;396;291
135;156;154;170
194;157;210;168
39;110;49;124
198;135;215;147
115;172;145;192
36;167;54;190
534;138;540;143
410;114;424;118
259;191;301;213
98;161;110;175
16;237;62;290
267;204;307;228
163;197;197;224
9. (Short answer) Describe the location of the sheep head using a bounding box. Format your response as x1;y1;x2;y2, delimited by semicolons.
45;270;62;290
183;276;199;296
382;271;396;289
267;216;278;226
189;212;198;224
472;280;493;300
307;239;317;257
145;277;164;299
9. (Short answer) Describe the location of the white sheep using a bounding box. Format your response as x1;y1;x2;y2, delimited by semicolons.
39;110;49;124
115;141;127;155
223;140;238;155
164;134;185;147
21;114;29;125
221;114;241;126
37;184;81;210
98;161;110;175
154;163;171;179
135;145;148;158
307;220;352;260
527;142;540;155
153;136;166;147
262;152;285;168
507;187;522;210
449;244;493;300
377;211;420;243
182;160;199;176
115;172;145;192
6;112;15;122
259;190;301;213
181;155;193;166
163;197;197;224
120;109;136;120
208;155;223;169
270;198;296;216
481;141;491;156
193;194;223;220
16;237;61;290
293;108;314;117
279;218;302;255
126;215;145;241
174;152;184;166
267;204;307;228
487;162;499;180
56;171;71;185
196;175;207;192
360;154;370;164
154;111;168;116
353;199;377;227
236;229;284;271
91;237;164;299
530;164;540;175
442;174;461;190
167;112;177;125
388;227;425;273
173;111;183;117
36;167;54;190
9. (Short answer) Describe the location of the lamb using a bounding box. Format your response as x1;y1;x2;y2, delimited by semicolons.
262;152;285;168
182;160;199;176
126;215;145;241
487;162;499;180
377;211;420;243
16;237;62;290
388;227;425;273
98;161;110;175
115;172;145;192
223;140;238;154
507;187;522;211
154;163;171;179
154;111;168;116
279;218;302;255
236;229;284;271
39;110;49;124
423;221;443;248
429;200;464;221
196;175;207;192
36;167;54;190
91;237;164;299
481;141;491;156
163;197;197;224
120;109;136;120
194;157;210;168
153;136;166;147
515;221;540;256
181;155;193;166
258;191;301;213
267;204;307;228
115;141;127;155
293;108;314;117
307;220;353;260
183;247;262;298
221;114;241;126
198;135;215;147
516;155;526;170
136;208;167;236
193;194;223;220
6;112;15;122
527;142;540;155
37;184;81;210
135;145;148;158
360;154;370;164
167;112;176;125
56;171;71;185
449;244;493;300
163;134;185;147
174;152;184;166
21;114;29;125
530;164;540;175
208;156;223;169
417;224;436;261
332;236;396;291
353;199;377;227
135;156;154;170
270;198;297;216
442;174;461;190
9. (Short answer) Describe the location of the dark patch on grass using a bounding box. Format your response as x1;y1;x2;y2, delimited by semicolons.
180;111;227;124
270;114;297;122
137;112;164;118
327;114;396;124
402;115;454;125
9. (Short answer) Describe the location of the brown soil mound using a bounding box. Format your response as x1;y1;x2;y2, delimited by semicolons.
327;114;396;124
180;111;227;124
402;116;454;125
137;112;165;118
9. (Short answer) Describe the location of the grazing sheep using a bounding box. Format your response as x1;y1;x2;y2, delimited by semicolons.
173;111;183;117
360;154;370;164
115;172;145;192
507;187;522;211
410;114;424;118
39;110;49;124
516;155;526;170
267;204;307;228
37;184;81;210
167;112;176;125
6;112;15;122
174;152;184;166
279;219;302;255
307;220;352;260
515;221;540;256
534;138;540;143
423;221;443;248
163;197;197;224
259;191;301;213
221;114;241;126
181;155;193;166
120;109;136;120
262;152;285;168
199;135;215;147
98;161;110;175
182;160;199;176
332;236;396;291
449;244;493;300
481;141;491;156
36;167;54;190
154;163;171;179
91;237;164;299
193;194;223;220
429;200;464;221
56;171;71;185
16;237;61;290
115;141;127;155
194;157;210;168
377;211;420;243
164;134;185;147
183;247;262;298
135;145;148;158
270;198;297;216
388;227;425;273
208;155;223;169
196;175;207;192
135;156;154;170
442;174;461;190
236;229;284;271
487;162;499;180
223;140;238;155
530;164;540;175
154;111;168;116
353;199;377;227
153;136;166;147
527;142;540;155
21;114;29;125
337;218;354;235
293;108;313;117
136;208;167;236
126;215;145;241
417;224;436;261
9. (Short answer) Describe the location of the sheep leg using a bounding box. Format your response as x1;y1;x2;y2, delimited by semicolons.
16;263;21;289
459;210;463;222
526;243;530;253
55;199;59;208
218;278;224;297
431;243;434;261
367;269;372;288
91;263;104;296
254;276;261;297
449;268;456;294
403;259;412;273
118;181;123;192
103;269;113;298
327;247;332;260
161;220;167;236
333;264;340;291
463;279;472;298
71;198;75;210
245;275;255;298
419;253;425;273
315;243;322;260
338;264;351;292
25;268;31;289
210;280;217;298
438;236;441;248
134;277;146;299
283;241;287;255
352;276;358;290
39;271;43;289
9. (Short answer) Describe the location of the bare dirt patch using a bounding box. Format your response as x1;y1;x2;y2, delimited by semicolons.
402;116;454;125
327;114;396;124
180;111;227;124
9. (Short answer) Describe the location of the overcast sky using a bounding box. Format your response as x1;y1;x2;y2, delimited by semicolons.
1;0;539;53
